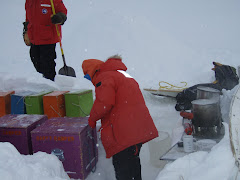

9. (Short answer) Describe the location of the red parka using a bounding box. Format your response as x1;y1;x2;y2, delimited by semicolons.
82;58;158;158
25;0;67;45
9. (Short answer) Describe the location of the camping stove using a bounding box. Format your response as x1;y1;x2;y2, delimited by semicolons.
191;98;224;138
193;124;224;139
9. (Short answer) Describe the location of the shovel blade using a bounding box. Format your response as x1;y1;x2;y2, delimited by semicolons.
58;65;76;77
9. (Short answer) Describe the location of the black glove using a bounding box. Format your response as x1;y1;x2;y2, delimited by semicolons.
51;12;67;25
23;21;29;36
22;22;31;46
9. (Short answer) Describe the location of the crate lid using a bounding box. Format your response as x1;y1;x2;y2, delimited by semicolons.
11;91;36;97
0;114;47;128
65;89;92;95
0;91;15;96
44;91;69;97
27;91;53;97
31;117;89;134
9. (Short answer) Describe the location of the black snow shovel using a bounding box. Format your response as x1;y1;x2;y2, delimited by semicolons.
50;0;76;77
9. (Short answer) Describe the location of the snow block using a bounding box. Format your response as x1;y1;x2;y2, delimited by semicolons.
64;90;93;117
0;91;15;117
43;91;69;119
25;91;52;115
31;117;98;179
11;91;35;114
0;114;47;155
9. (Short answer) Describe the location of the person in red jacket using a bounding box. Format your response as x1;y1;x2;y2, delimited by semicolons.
23;0;67;81
82;55;159;180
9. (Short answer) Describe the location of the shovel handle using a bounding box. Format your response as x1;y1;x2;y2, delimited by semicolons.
50;0;56;14
62;54;67;67
50;0;66;66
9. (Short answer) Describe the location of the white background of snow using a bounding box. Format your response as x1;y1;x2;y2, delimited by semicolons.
0;0;240;180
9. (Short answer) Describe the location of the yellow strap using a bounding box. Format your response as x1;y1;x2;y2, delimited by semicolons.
159;81;187;90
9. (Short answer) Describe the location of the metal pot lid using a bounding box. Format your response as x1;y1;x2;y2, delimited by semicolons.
197;86;220;93
192;99;219;105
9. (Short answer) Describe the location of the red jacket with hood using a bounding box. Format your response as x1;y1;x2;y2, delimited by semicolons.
82;58;158;158
25;0;67;45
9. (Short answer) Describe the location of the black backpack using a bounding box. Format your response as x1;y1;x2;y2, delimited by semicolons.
175;62;239;111
213;62;239;90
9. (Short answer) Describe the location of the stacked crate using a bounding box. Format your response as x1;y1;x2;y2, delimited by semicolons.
31;117;98;179
11;91;35;114
25;91;52;115
0;114;47;155
0;91;15;117
64;90;93;117
1;89;94;118
43;91;69;119
0;89;98;179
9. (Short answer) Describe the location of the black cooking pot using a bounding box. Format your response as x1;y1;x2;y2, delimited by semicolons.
192;99;221;127
197;86;220;101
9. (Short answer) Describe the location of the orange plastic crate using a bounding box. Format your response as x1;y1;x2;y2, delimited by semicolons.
43;91;69;119
0;91;15;117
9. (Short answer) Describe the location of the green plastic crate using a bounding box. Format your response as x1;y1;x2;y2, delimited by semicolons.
25;91;52;115
65;90;93;117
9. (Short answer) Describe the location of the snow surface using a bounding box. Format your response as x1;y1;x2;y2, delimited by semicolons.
1;0;240;179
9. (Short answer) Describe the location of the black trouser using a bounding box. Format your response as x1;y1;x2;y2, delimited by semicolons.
30;44;56;81
112;143;142;180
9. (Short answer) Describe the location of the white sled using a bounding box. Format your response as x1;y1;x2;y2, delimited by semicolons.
229;85;240;171
144;81;187;97
143;88;183;97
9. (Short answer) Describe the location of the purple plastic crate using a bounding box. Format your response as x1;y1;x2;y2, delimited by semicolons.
31;117;98;180
0;114;47;155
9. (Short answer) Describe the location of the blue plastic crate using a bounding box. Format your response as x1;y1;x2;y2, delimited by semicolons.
11;91;35;114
